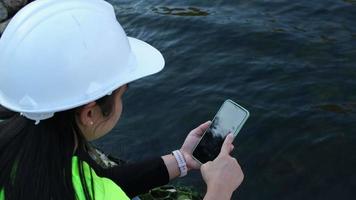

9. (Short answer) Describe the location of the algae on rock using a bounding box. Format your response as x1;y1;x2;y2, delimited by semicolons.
139;185;203;200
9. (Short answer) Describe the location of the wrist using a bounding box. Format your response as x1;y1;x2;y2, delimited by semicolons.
206;185;233;200
162;154;180;180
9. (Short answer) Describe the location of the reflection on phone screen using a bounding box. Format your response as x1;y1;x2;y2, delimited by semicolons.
193;101;248;163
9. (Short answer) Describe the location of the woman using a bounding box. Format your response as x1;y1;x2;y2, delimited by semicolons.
0;0;244;199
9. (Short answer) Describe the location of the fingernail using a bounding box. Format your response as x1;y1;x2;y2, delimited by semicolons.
228;134;235;141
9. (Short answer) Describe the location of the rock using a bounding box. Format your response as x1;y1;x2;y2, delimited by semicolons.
0;1;8;22
139;185;203;200
2;0;28;14
0;18;11;35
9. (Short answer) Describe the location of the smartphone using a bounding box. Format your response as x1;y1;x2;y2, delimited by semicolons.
192;99;249;164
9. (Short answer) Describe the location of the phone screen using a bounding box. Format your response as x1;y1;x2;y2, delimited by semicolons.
192;100;249;164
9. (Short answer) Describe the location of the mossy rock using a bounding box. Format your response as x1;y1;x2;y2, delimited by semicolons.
139;185;203;200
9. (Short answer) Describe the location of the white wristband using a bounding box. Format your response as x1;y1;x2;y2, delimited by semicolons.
172;150;188;177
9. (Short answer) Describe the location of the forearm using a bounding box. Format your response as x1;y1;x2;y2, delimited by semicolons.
161;154;181;180
82;151;170;198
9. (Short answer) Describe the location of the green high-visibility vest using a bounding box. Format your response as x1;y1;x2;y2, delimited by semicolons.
0;156;130;200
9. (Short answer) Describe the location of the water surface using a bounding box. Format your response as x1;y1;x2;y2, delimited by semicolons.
96;0;356;199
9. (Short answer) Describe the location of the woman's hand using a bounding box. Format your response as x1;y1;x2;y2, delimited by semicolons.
201;134;244;200
162;121;211;180
180;121;211;170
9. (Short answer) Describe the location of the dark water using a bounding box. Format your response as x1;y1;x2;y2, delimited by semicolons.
95;0;356;199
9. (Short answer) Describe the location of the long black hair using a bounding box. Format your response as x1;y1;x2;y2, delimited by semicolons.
0;93;116;200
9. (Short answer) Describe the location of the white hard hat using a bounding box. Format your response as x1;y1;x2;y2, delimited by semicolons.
0;0;165;123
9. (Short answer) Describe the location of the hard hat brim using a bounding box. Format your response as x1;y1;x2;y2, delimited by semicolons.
4;37;165;123
126;37;165;84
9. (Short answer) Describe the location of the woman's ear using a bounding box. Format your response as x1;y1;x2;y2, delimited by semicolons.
77;102;97;126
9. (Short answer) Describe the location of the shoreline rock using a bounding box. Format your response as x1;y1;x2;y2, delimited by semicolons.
0;18;10;34
0;0;30;35
0;1;8;23
2;0;28;15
